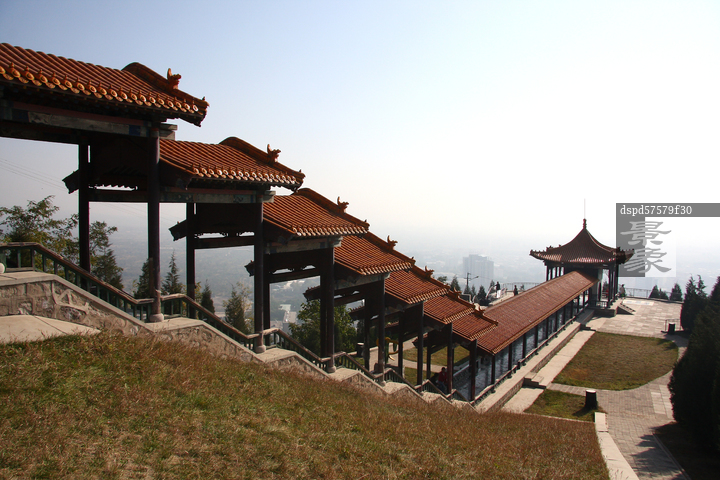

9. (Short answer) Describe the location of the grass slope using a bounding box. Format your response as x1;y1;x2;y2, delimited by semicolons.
1;334;608;479
554;332;678;390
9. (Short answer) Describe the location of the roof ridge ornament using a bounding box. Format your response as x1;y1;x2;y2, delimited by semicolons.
386;236;397;249
336;197;348;212
267;144;280;161
167;68;181;89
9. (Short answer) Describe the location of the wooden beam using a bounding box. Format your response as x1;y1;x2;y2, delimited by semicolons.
268;267;320;284
195;236;254;250
88;188;273;204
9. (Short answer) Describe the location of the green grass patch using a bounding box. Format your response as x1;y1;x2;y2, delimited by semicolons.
525;390;604;422
0;333;608;479
554;332;678;390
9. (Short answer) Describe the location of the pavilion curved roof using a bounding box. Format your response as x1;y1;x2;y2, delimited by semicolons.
0;43;207;125
335;233;415;276
530;220;632;266
477;271;597;354
453;311;497;342
264;189;369;239
423;292;475;325
385;266;448;305
160;137;304;190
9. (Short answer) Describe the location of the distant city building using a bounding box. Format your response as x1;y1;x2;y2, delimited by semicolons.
463;254;494;287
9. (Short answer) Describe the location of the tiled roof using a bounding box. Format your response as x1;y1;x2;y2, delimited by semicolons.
160;137;304;189
0;43;207;125
530;219;632;265
423;293;475;325
335;233;415;276
264;189;369;238
453;311;497;342
385;267;448;305
477;271;598;354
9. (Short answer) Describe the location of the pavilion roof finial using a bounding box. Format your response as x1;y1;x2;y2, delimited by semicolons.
583;218;587;229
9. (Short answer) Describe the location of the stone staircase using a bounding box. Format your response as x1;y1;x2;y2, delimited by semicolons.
616;302;636;315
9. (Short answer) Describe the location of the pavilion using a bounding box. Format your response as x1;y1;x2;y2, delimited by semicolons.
530;219;633;307
1;42;608;404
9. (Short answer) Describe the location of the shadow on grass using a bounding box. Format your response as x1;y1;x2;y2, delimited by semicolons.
526;390;603;422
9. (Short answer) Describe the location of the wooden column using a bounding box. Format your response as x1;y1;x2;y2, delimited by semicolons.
491;354;496;384
415;304;424;385
375;277;386;376
446;323;454;392
470;340;478;399
522;331;527;358
398;308;405;377
148;127;163;322
321;246;336;372
363;297;372;370
253;199;265;353
426;340;432;382
78;140;90;273
186;203;196;301
507;341;513;371
263;260;271;331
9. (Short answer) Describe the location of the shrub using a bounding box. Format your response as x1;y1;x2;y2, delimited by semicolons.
670;277;720;452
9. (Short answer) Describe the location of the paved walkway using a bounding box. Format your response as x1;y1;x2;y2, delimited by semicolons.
0;314;100;344
504;299;689;480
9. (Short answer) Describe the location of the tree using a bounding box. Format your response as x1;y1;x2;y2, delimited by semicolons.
224;282;252;333
290;300;356;355
200;281;215;314
650;286;668;300
670;283;683;302
0;196;77;257
1;197;123;288
476;285;487;302
450;276;461;292
669;276;720;452
436;275;448;284
133;259;152;299
88;221;123;289
681;276;708;332
161;251;183;295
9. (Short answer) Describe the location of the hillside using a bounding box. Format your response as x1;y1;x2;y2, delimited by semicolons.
0;333;608;479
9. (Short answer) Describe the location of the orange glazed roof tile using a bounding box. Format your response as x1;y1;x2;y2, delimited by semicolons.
423;293;475;325
264;189;369;238
0;43;207;125
385;267;448;305
160;137;304;189
477;271;598;354
453;311;497;342
335;233;415;276
530;219;633;266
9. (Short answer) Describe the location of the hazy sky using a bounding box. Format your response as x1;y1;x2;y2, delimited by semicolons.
2;0;720;284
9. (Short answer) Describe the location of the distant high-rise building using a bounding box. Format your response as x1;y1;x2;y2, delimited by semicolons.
463;254;494;287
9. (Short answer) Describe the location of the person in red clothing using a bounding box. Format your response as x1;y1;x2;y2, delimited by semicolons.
437;367;448;394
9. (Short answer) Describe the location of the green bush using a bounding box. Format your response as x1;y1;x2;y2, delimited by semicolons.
670;277;720;452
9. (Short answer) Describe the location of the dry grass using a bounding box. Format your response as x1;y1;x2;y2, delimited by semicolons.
554;332;678;390
0;333;608;479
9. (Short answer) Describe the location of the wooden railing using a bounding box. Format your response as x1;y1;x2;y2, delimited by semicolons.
2;243;488;404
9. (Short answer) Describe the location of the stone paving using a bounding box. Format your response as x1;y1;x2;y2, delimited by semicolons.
546;299;690;480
